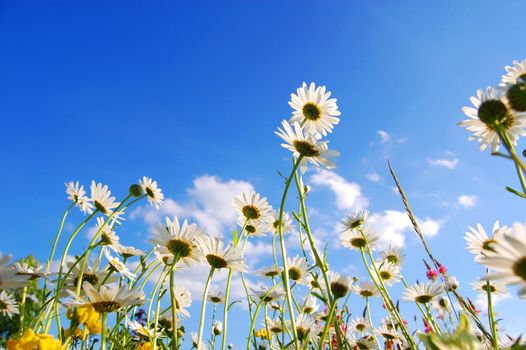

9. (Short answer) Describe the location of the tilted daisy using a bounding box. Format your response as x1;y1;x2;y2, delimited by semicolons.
329;272;353;299
264;317;289;334
199;235;245;271
151;216;204;266
480;232;526;297
139;177;164;209
242;218;268;237
289;82;341;137
472;279;509;297
341;210;369;231
275;120;339;173
103;248;136;280
340;226;378;251
459;87;526;152
264;210;295;235
402;282;443;304
501;59;526;85
258;265;282;278
170;285;192;317
349;316;371;334
12;261;49;280
90;181;120;215
65;181;94;214
0;290;19;318
295;313;321;342
431;296;451;316
346;333;377;350
301;295;320;314
66;282;145;313
251;285;285;303
374;323;401;341
444;275;460;291
380;245;406;266
127;319;161;338
207;289;225;304
119;245;145;258
373;261;401;286
96;217;123;252
464;221;510;262
287;255;310;284
63;257;113;292
233;191;272;223
0;254;30;289
352;281;379;298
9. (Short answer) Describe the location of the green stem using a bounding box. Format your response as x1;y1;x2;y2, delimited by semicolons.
18;286;28;336
319;299;337;349
221;269;233;350
487;280;499;350
366;297;382;349
101;312;107;350
197;267;215;349
169;256;181;350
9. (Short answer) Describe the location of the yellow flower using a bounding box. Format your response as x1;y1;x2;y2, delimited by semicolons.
7;329;63;350
74;305;101;334
64;327;83;339
136;342;153;350
254;328;271;340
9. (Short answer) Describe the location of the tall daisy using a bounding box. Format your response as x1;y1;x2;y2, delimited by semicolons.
471;279;509;297
264;210;294;235
199;235;245;271
103;248;136;280
289;82;341;137
258;265;282;279
233;191;271;223
264;317;289;334
341;210;369;231
295;313;320;342
352;281;379;298
242;219;268;237
275;120;339;173
139;177;164;209
501;59;526;86
0;291;19;318
340;226;378;251
501;59;526;112
151;216;204;266
287;255;310;284
0;254;30;289
90;181;120;215
349;317;371;334
66;282;144;313
65;181;94;214
464;221;510;262
251;285;285;303
329;272;353;299
207;289;225;304
96;217;123;253
380;245;406;266
170;285;192;317
373;261;401;286
480;232;526;297
402;282;443;304
301;295;320;314
459;87;526;152
63;257;113;292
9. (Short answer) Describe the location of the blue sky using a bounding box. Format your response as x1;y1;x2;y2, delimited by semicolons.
2;0;526;346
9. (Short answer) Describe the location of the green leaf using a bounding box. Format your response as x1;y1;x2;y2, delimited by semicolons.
418;314;483;350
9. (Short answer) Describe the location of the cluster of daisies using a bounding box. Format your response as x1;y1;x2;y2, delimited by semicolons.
2;76;526;350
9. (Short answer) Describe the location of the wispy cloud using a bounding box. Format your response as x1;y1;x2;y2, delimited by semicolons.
377;130;391;143
457;194;477;208
310;170;368;211
365;171;381;183
428;152;459;169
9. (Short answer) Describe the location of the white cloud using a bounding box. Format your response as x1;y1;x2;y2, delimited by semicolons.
310;170;368;211
428;157;459;169
131;175;254;235
377;130;391;143
457;195;477;208
365;172;381;183
368;210;441;247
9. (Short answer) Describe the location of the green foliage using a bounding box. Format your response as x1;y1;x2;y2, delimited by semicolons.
419;314;482;350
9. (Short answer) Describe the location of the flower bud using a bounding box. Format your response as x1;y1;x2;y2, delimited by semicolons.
129;184;143;197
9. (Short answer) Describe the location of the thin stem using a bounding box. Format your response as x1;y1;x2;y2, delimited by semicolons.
366;298;382;349
197;267;215;349
169;256;181;350
319;299;337;349
487;280;499;350
18;286;28;336
100;312;107;350
221;269;233;350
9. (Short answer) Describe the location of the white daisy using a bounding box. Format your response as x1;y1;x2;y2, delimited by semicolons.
472;279;509;297
242;219;268;237
374;323;401;340
275;120;340;173
301;295;320;314
264;317;289;334
480;232;526;297
251;285;285;303
264;211;294;235
287;255;310;284
346;333;377;350
352;281;379;298
464;222;510;262
444;275;460;291
380;246;406;266
119;245;145;258
295;313;320;342
289;82;341;137
151;216;204;266
402;282;443;304
233;191;272;223
12;261;49;280
127;319;160;338
0;254;30;289
63;257;113;292
96;217;123;252
349;317;371;334
199;235;245;271
170;285;192;317
431;296;451;316
340;226;378;251
0;290;19;318
501;59;526;85
139;177;164;209
459;87;526;152
258;265;282;278
65;181;94;214
213;320;223;335
103;248;136;280
207;289;225;304
90;181;120;215
191;331;209;350
329;272;353;299
341;210;369;231
373;261;401;286
66;282;145;313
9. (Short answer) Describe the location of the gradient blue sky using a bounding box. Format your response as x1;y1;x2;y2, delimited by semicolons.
2;0;526;346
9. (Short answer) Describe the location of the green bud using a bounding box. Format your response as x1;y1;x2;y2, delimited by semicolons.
129;184;143;197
